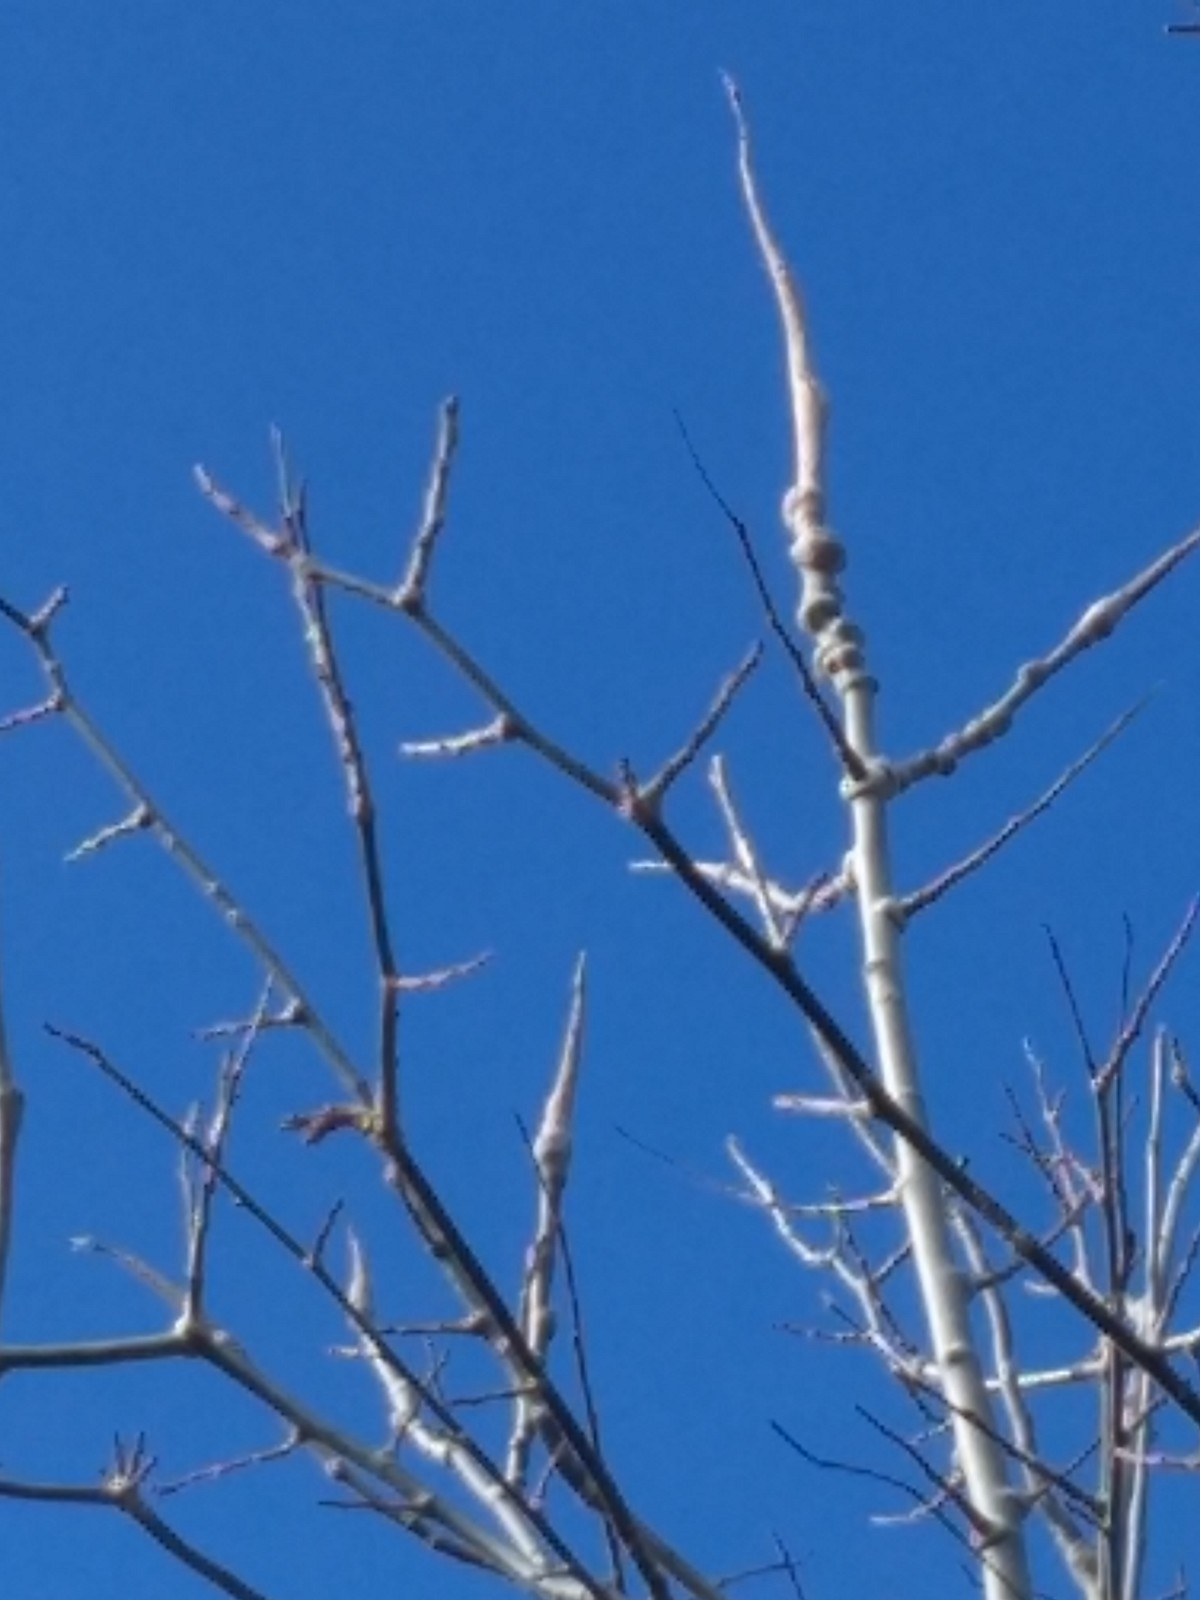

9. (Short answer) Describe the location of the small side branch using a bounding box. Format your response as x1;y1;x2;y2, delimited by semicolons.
509;959;588;1489
883;524;1200;798
397;397;460;606
901;704;1143;918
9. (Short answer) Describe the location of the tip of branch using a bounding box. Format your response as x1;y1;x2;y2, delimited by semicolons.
344;1226;369;1316
721;72;750;153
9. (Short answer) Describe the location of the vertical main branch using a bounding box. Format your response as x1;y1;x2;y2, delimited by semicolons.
727;81;1033;1600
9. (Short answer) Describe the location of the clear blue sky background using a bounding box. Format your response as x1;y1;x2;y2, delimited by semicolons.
3;5;1200;1598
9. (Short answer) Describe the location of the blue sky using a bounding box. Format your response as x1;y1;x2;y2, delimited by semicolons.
2;5;1200;1598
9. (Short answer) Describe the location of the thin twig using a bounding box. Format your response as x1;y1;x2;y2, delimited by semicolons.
770;1419;973;1553
639;646;763;808
276;450;403;1136
0;910;24;1334
902;703;1145;918
509;958;587;1488
397;397;460;605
